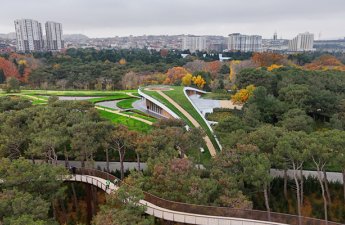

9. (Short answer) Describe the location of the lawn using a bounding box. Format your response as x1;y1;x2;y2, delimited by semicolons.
98;110;152;133
116;98;138;109
160;86;220;152
142;87;216;162
122;110;157;123
202;92;231;100
20;89;137;96
142;90;193;127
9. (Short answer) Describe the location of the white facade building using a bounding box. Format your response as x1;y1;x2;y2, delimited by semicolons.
228;33;262;52
288;32;314;52
14;19;44;52
45;21;64;51
182;36;207;52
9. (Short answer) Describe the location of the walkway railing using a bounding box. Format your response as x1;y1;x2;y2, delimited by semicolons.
73;168;344;225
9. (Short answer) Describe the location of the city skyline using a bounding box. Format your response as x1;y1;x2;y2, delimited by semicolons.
0;0;344;39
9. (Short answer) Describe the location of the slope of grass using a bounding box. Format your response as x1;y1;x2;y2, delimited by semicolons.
98;110;152;133
142;88;212;163
161;86;220;152
142;90;193;127
116;98;138;109
122;111;157;123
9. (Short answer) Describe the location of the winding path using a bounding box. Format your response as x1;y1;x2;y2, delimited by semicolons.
64;168;343;225
66;169;286;225
157;91;217;156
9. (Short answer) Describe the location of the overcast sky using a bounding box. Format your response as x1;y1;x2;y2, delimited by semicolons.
1;0;344;39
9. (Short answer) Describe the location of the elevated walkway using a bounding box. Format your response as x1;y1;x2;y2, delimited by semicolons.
64;168;342;225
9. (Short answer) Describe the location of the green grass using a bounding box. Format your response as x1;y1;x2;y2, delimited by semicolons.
160;86;220;152
142;87;216;162
20;89;137;96
116;98;138;109
122;111;157;123
202;92;231;100
142;90;193;127
98;110;152;133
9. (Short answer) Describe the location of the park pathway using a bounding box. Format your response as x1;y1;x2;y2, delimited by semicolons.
126;92;140;98
95;106;153;125
156;91;217;156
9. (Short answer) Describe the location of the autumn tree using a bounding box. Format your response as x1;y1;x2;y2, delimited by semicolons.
252;52;286;67
181;73;193;86
192;75;206;89
164;67;190;85
304;54;345;71
231;85;255;104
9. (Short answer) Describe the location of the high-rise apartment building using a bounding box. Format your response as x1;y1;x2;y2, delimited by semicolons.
45;21;64;51
228;33;262;52
14;19;44;52
182;36;207;53
288;32;314;52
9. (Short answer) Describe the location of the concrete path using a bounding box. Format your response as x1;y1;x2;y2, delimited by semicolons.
157;91;217;156
271;169;345;184
126;92;141;98
69;173;286;225
95;106;153;125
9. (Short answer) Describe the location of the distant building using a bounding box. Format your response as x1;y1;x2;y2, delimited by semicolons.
45;21;64;51
288;32;314;52
182;36;207;52
273;32;278;41
314;39;345;52
262;32;289;52
227;33;262;52
14;19;44;52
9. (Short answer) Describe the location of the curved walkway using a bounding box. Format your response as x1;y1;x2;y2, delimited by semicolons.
65;169;343;225
65;170;286;225
157;91;217;156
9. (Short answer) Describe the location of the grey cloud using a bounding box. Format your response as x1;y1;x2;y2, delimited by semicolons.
0;0;344;38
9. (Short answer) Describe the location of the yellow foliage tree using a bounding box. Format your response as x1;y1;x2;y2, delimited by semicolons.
18;59;27;66
231;85;256;104
181;73;193;86
119;58;127;65
230;60;241;82
267;64;283;71
192;75;206;89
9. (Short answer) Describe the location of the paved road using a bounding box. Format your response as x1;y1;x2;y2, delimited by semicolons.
95;100;122;110
157;91;217;156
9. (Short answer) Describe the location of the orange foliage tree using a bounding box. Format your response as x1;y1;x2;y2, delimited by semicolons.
119;58;127;65
181;73;193;86
164;67;190;85
252;53;286;67
205;61;221;79
231;85;256;104
267;64;283;71
304;55;345;71
0;57;20;80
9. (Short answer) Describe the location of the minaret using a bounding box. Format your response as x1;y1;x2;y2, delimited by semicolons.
273;32;278;40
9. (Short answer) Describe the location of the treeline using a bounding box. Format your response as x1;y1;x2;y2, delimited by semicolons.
212;65;345;222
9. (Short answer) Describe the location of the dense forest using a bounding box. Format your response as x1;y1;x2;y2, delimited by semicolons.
2;50;345;224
